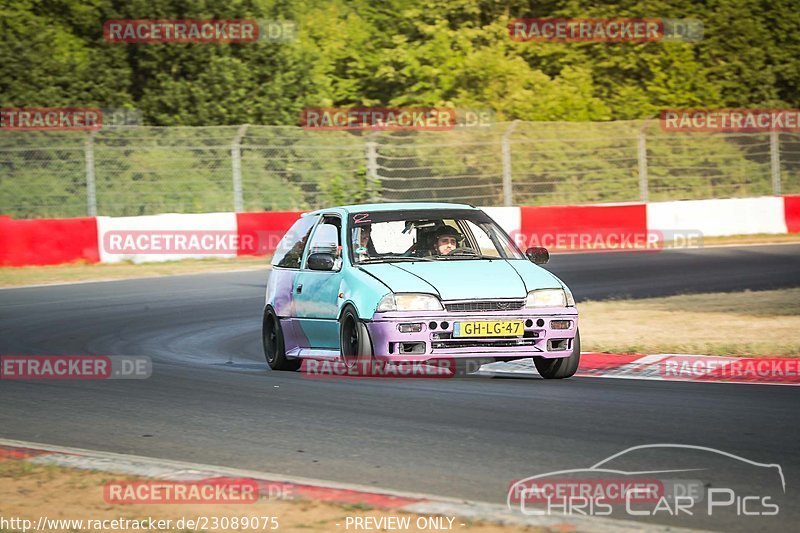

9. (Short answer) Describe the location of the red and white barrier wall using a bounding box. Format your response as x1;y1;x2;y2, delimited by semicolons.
0;215;99;266
517;202;648;250
97;213;238;264
2;196;799;266
646;197;789;237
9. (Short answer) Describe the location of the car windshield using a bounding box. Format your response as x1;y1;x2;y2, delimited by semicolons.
348;209;523;264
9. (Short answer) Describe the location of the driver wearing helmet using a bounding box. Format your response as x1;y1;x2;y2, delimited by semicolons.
354;223;378;261
432;225;462;255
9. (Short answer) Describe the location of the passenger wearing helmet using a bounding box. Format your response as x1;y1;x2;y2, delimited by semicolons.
432;225;462;255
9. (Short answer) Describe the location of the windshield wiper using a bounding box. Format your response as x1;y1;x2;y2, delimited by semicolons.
357;256;435;264
433;253;482;260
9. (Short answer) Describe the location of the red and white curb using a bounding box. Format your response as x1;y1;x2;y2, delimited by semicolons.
0;438;702;533
480;353;800;386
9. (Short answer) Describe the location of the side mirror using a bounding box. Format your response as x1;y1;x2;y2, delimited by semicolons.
525;246;549;265
309;223;339;255
307;252;336;271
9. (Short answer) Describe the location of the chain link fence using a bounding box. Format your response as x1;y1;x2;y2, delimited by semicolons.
2;121;799;218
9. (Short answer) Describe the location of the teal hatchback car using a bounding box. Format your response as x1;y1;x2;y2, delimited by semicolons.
262;203;580;378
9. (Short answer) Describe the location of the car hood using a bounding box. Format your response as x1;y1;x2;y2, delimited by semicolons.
357;260;563;300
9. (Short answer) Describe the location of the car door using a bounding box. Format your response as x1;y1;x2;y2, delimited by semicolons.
292;214;344;350
268;213;320;354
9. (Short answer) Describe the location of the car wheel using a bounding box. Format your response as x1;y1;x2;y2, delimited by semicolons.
339;306;380;374
263;307;301;371
534;329;581;379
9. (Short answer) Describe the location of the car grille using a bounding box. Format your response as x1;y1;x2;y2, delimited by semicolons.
444;299;526;312
432;338;539;349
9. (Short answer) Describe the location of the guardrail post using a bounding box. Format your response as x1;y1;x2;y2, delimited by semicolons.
638;129;649;202
501;121;520;206
85;131;97;216
365;135;380;202
231;124;249;212
770;131;781;195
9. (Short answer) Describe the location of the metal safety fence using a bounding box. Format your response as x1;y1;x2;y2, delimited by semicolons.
1;121;799;218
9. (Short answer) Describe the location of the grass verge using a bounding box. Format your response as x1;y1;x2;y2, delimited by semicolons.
580;288;800;357
0;460;527;533
682;232;800;247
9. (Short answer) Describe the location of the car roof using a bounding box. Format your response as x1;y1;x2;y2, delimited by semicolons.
307;202;478;216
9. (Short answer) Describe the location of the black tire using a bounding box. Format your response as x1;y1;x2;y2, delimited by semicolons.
339;305;379;374
534;330;581;379
262;307;301;371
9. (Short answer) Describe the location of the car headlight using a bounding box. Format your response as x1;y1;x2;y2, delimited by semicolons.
376;293;443;312
564;286;575;307
525;289;567;308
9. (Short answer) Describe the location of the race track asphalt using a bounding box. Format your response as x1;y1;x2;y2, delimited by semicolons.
2;243;799;532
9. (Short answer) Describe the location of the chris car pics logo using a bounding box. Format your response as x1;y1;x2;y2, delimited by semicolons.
508;444;784;518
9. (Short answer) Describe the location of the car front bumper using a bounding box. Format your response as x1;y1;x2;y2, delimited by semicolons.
366;308;578;363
